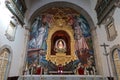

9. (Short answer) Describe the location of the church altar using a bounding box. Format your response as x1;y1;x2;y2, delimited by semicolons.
18;75;108;80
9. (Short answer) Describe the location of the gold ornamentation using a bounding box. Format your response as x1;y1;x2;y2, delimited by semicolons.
55;19;66;27
46;19;77;66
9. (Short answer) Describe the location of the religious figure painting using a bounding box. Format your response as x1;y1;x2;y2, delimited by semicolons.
72;15;95;75
25;15;50;75
54;39;67;53
24;7;96;75
29;16;48;50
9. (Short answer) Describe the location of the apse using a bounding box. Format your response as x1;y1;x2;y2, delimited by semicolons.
25;7;96;75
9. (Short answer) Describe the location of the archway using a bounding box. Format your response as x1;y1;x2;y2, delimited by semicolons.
29;1;95;28
112;49;120;80
109;45;120;80
0;45;12;80
25;1;98;75
51;30;71;55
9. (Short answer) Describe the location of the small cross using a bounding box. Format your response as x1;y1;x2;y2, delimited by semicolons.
100;43;109;55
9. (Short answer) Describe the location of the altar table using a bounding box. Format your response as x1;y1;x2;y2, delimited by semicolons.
18;75;108;80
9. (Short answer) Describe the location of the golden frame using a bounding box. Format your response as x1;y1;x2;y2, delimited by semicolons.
46;19;77;66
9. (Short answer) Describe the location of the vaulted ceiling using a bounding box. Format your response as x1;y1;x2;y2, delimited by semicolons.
24;0;97;22
23;0;97;29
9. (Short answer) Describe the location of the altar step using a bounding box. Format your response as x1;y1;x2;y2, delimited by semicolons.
18;75;108;80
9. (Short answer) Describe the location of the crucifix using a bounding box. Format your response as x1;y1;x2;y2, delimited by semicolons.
100;43;112;80
100;43;109;55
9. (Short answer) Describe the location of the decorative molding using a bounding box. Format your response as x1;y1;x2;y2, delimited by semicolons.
5;0;26;26
95;0;117;25
101;7;115;25
0;45;13;80
0;45;13;54
5;16;17;41
46;19;77;66
104;17;117;41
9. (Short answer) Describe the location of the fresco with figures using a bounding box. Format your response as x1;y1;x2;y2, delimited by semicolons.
24;7;96;75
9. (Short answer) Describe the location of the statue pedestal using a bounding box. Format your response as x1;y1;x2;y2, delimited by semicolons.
47;53;75;66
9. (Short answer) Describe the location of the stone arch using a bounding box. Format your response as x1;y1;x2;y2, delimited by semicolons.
27;1;101;74
0;45;13;80
28;1;95;30
110;44;120;80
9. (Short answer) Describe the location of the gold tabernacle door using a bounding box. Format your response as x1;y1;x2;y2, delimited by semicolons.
46;19;77;66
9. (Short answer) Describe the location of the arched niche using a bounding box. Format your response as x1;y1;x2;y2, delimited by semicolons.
110;45;120;80
0;45;12;80
46;21;76;66
26;1;101;74
51;30;70;55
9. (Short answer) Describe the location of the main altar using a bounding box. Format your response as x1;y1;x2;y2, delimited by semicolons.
26;7;96;76
18;75;108;80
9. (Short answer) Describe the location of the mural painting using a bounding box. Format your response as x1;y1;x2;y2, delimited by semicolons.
24;7;96;75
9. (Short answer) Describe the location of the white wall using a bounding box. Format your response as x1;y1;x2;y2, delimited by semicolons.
90;0;98;24
96;7;120;77
0;0;27;77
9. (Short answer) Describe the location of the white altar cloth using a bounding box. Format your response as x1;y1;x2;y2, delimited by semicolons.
18;75;108;80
